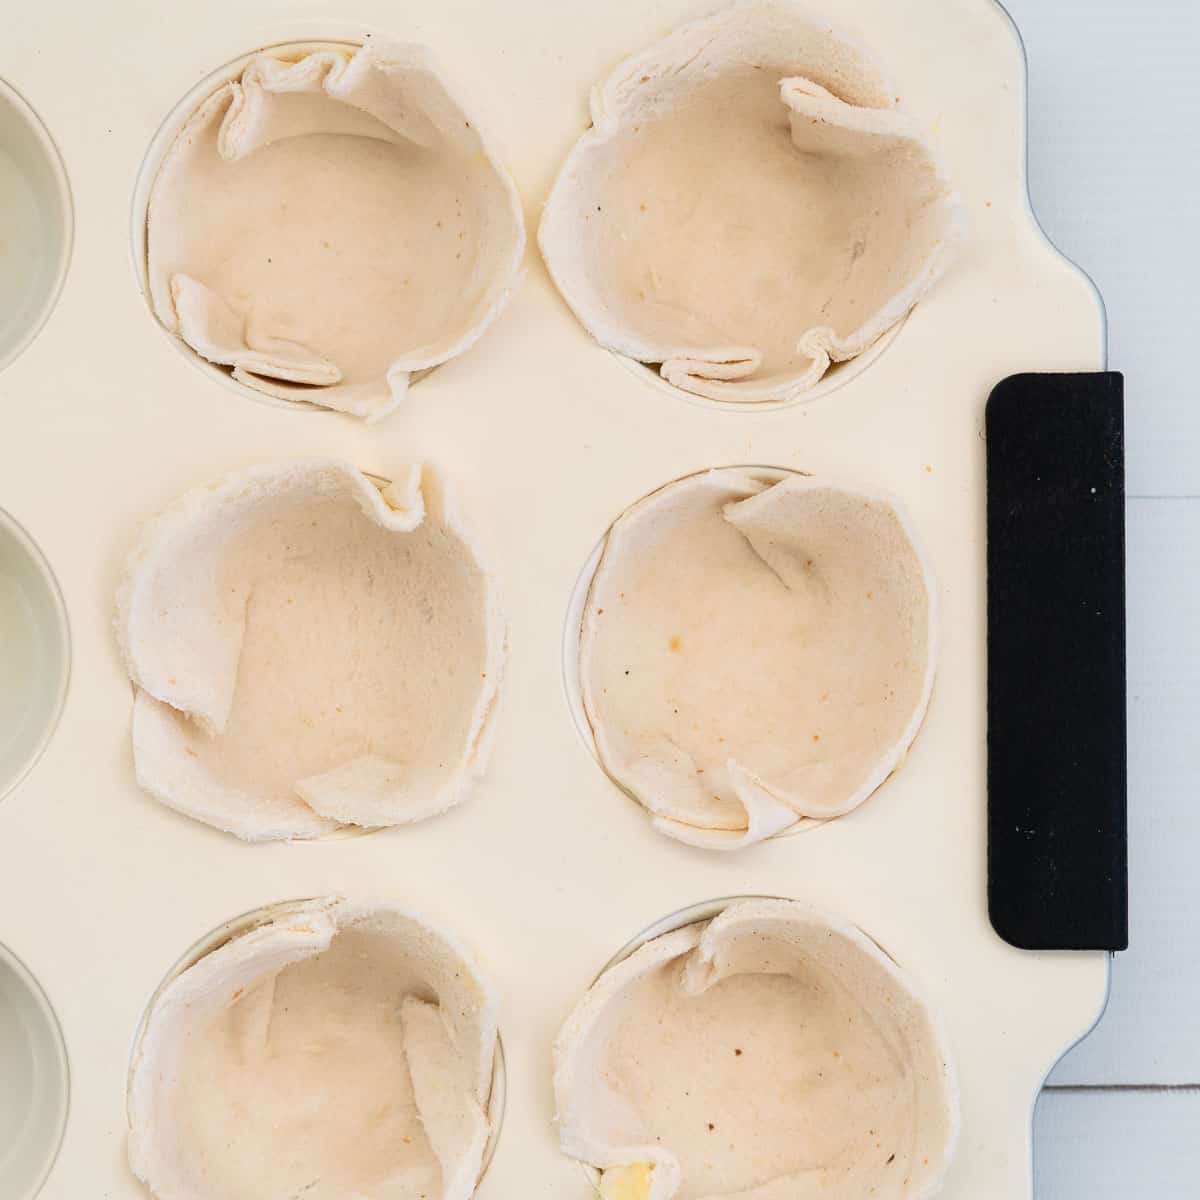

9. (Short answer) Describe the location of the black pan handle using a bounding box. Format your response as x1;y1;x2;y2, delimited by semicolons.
986;371;1128;951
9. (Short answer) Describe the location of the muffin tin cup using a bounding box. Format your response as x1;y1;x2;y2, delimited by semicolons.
118;465;499;843
0;508;70;804
0;941;69;1200
575;894;925;1195
0;78;72;373
127;899;507;1183
130;33;509;417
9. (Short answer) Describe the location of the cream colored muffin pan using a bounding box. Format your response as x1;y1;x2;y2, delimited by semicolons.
0;1;1107;1197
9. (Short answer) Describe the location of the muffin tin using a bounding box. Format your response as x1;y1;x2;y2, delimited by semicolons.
0;1;1114;1198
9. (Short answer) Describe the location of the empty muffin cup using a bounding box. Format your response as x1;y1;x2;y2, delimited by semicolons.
0;508;70;802
556;897;958;1200
566;466;937;850
0;941;69;1200
128;897;504;1200
0;79;72;372
136;39;525;419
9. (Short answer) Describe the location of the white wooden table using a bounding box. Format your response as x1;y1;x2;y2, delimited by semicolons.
1002;0;1200;1191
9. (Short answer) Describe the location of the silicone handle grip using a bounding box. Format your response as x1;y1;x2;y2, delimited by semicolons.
985;371;1128;951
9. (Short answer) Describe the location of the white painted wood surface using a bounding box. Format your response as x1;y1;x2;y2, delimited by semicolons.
1005;0;1200;1191
1035;1089;1199;1194
1009;0;1200;499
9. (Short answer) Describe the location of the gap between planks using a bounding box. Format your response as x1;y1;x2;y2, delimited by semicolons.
1043;1083;1200;1094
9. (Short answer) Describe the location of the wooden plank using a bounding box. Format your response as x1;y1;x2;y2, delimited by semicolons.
1004;0;1200;497
1049;498;1200;1083
1035;1089;1200;1196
